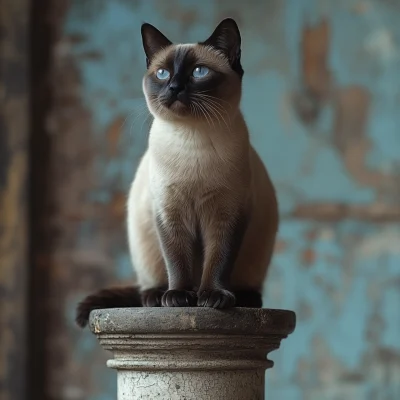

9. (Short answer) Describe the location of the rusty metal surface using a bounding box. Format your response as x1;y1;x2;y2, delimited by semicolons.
38;0;400;399
0;1;29;400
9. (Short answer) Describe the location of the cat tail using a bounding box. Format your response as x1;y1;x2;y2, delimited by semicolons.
75;286;142;328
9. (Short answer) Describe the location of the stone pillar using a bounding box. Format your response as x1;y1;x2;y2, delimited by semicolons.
90;307;296;400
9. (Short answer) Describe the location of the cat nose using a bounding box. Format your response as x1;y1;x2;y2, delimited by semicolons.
169;81;185;94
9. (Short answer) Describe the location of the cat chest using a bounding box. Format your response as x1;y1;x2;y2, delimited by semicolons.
148;144;249;209
150;149;236;184
150;165;230;197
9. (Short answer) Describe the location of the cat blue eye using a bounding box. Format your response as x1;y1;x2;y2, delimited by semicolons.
192;66;209;78
156;68;170;80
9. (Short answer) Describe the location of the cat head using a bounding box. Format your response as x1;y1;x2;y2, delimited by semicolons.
141;19;244;122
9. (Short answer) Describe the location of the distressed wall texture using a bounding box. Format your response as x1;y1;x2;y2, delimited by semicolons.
0;1;29;400
33;0;400;399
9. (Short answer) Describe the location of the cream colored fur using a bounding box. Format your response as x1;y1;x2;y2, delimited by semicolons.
127;109;278;291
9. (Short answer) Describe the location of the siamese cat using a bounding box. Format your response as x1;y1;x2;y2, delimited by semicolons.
76;18;278;328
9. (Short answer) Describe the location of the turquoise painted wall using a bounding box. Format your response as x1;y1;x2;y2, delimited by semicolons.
51;1;400;399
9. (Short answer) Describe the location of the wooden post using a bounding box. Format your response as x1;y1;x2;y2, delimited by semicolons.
90;308;296;400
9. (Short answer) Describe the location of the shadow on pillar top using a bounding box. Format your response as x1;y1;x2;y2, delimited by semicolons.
89;308;296;336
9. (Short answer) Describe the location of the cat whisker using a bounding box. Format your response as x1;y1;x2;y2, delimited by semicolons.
140;112;153;139
192;94;230;116
200;102;217;130
191;95;231;130
128;106;152;138
194;92;233;109
120;101;148;131
206;103;230;131
205;102;231;132
193;100;213;129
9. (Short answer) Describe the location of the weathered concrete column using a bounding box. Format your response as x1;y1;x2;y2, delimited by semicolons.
90;307;296;400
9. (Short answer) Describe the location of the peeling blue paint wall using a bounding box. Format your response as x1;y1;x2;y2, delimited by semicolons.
51;0;400;399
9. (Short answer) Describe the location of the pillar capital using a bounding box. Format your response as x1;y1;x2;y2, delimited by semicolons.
90;308;296;400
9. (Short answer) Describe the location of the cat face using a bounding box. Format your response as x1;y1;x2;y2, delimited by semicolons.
141;19;244;122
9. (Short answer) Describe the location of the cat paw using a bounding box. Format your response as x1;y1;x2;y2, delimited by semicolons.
141;288;165;307
197;289;236;308
161;290;197;307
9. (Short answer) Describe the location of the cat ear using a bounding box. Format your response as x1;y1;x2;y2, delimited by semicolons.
141;23;172;68
201;18;243;77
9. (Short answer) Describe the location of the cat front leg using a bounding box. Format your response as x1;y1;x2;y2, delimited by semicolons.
198;207;248;308
155;209;197;307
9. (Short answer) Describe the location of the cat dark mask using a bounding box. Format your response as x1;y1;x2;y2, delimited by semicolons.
141;19;244;120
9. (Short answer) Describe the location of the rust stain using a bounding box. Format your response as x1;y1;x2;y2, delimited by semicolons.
301;18;331;102
301;248;316;266
157;0;199;31
333;86;370;154
110;191;126;222
107;116;125;156
274;239;287;253
77;50;103;60
333;86;400;192
291;202;400;221
179;10;198;29
294;18;332;124
352;2;370;15
306;228;319;241
293;16;400;199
